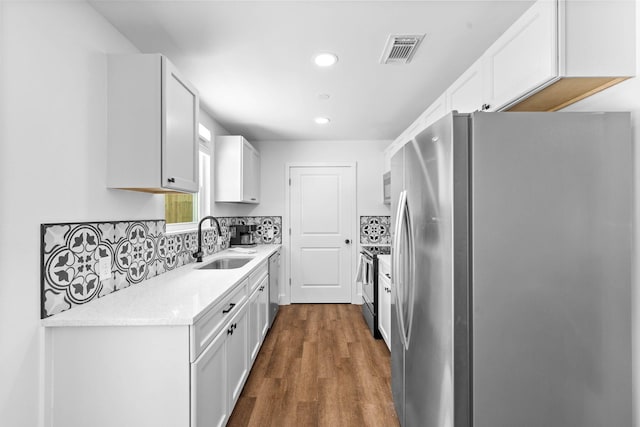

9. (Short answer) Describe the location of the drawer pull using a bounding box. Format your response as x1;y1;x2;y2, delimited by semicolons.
222;303;236;314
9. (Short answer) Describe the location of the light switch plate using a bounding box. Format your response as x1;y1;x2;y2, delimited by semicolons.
99;256;111;281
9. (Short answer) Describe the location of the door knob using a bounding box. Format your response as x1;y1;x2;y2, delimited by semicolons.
345;239;351;244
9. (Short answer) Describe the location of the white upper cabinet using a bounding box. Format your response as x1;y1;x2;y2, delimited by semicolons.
215;136;260;204
242;142;260;203
385;0;635;164
415;92;449;136
107;54;199;193
492;0;635;112
447;57;487;114
163;60;200;192
384;92;448;172
484;0;558;112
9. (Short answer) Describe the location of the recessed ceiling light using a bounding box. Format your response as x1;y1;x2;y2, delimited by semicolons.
314;53;338;67
314;117;330;125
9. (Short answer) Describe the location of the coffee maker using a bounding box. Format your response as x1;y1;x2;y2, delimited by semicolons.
229;225;257;247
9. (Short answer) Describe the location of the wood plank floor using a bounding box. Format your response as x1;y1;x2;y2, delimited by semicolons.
227;304;400;427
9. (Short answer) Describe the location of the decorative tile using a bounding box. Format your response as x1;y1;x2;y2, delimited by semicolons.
41;215;283;318
41;220;164;318
360;216;391;245
222;216;283;245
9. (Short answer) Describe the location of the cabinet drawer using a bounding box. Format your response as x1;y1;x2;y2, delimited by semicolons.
191;279;248;361
248;261;268;292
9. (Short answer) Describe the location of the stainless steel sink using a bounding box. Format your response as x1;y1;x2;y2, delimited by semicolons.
198;257;253;270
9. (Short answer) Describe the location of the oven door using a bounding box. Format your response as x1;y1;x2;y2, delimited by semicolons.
361;255;375;305
361;252;381;338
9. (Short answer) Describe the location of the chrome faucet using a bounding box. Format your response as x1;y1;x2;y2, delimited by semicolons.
193;216;222;262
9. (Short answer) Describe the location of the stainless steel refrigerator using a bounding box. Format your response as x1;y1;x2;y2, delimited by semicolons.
390;112;632;427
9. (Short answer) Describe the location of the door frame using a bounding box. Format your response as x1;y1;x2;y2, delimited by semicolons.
283;162;358;305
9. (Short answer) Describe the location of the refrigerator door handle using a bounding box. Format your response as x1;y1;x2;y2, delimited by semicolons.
404;195;415;350
392;190;411;350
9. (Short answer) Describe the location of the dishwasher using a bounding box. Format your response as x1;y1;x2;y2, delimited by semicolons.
268;250;280;328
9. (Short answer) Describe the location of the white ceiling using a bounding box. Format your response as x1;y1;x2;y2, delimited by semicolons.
90;0;534;141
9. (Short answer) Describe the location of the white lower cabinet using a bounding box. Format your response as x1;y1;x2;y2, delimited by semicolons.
46;261;275;427
191;327;228;427
248;274;270;363
191;297;249;427
378;271;392;351
248;285;261;362
226;303;249;409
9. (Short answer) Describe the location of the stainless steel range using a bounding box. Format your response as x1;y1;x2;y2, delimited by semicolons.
360;245;390;339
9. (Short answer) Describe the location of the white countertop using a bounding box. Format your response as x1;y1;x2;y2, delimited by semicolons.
41;245;281;327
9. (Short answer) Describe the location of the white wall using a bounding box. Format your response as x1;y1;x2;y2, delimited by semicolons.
212;139;391;218
210;139;390;303
560;5;639;425
199;109;230;143
0;3;165;426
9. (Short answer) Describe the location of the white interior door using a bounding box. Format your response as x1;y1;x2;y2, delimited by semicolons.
289;165;355;303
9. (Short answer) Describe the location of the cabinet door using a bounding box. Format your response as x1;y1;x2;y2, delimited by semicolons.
242;141;260;203
378;273;391;351
420;93;448;130
483;0;557;111
258;276;269;340
226;304;249;409
162;57;199;192
191;329;227;427
447;58;485;113
403;92;448;148
248;287;261;362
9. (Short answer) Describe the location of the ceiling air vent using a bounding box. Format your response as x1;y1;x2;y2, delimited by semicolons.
380;34;425;64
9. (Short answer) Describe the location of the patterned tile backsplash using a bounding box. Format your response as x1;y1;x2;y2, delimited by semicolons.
41;216;282;318
360;216;391;245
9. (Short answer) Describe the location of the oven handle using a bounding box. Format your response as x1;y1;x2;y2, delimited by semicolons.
361;254;374;283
